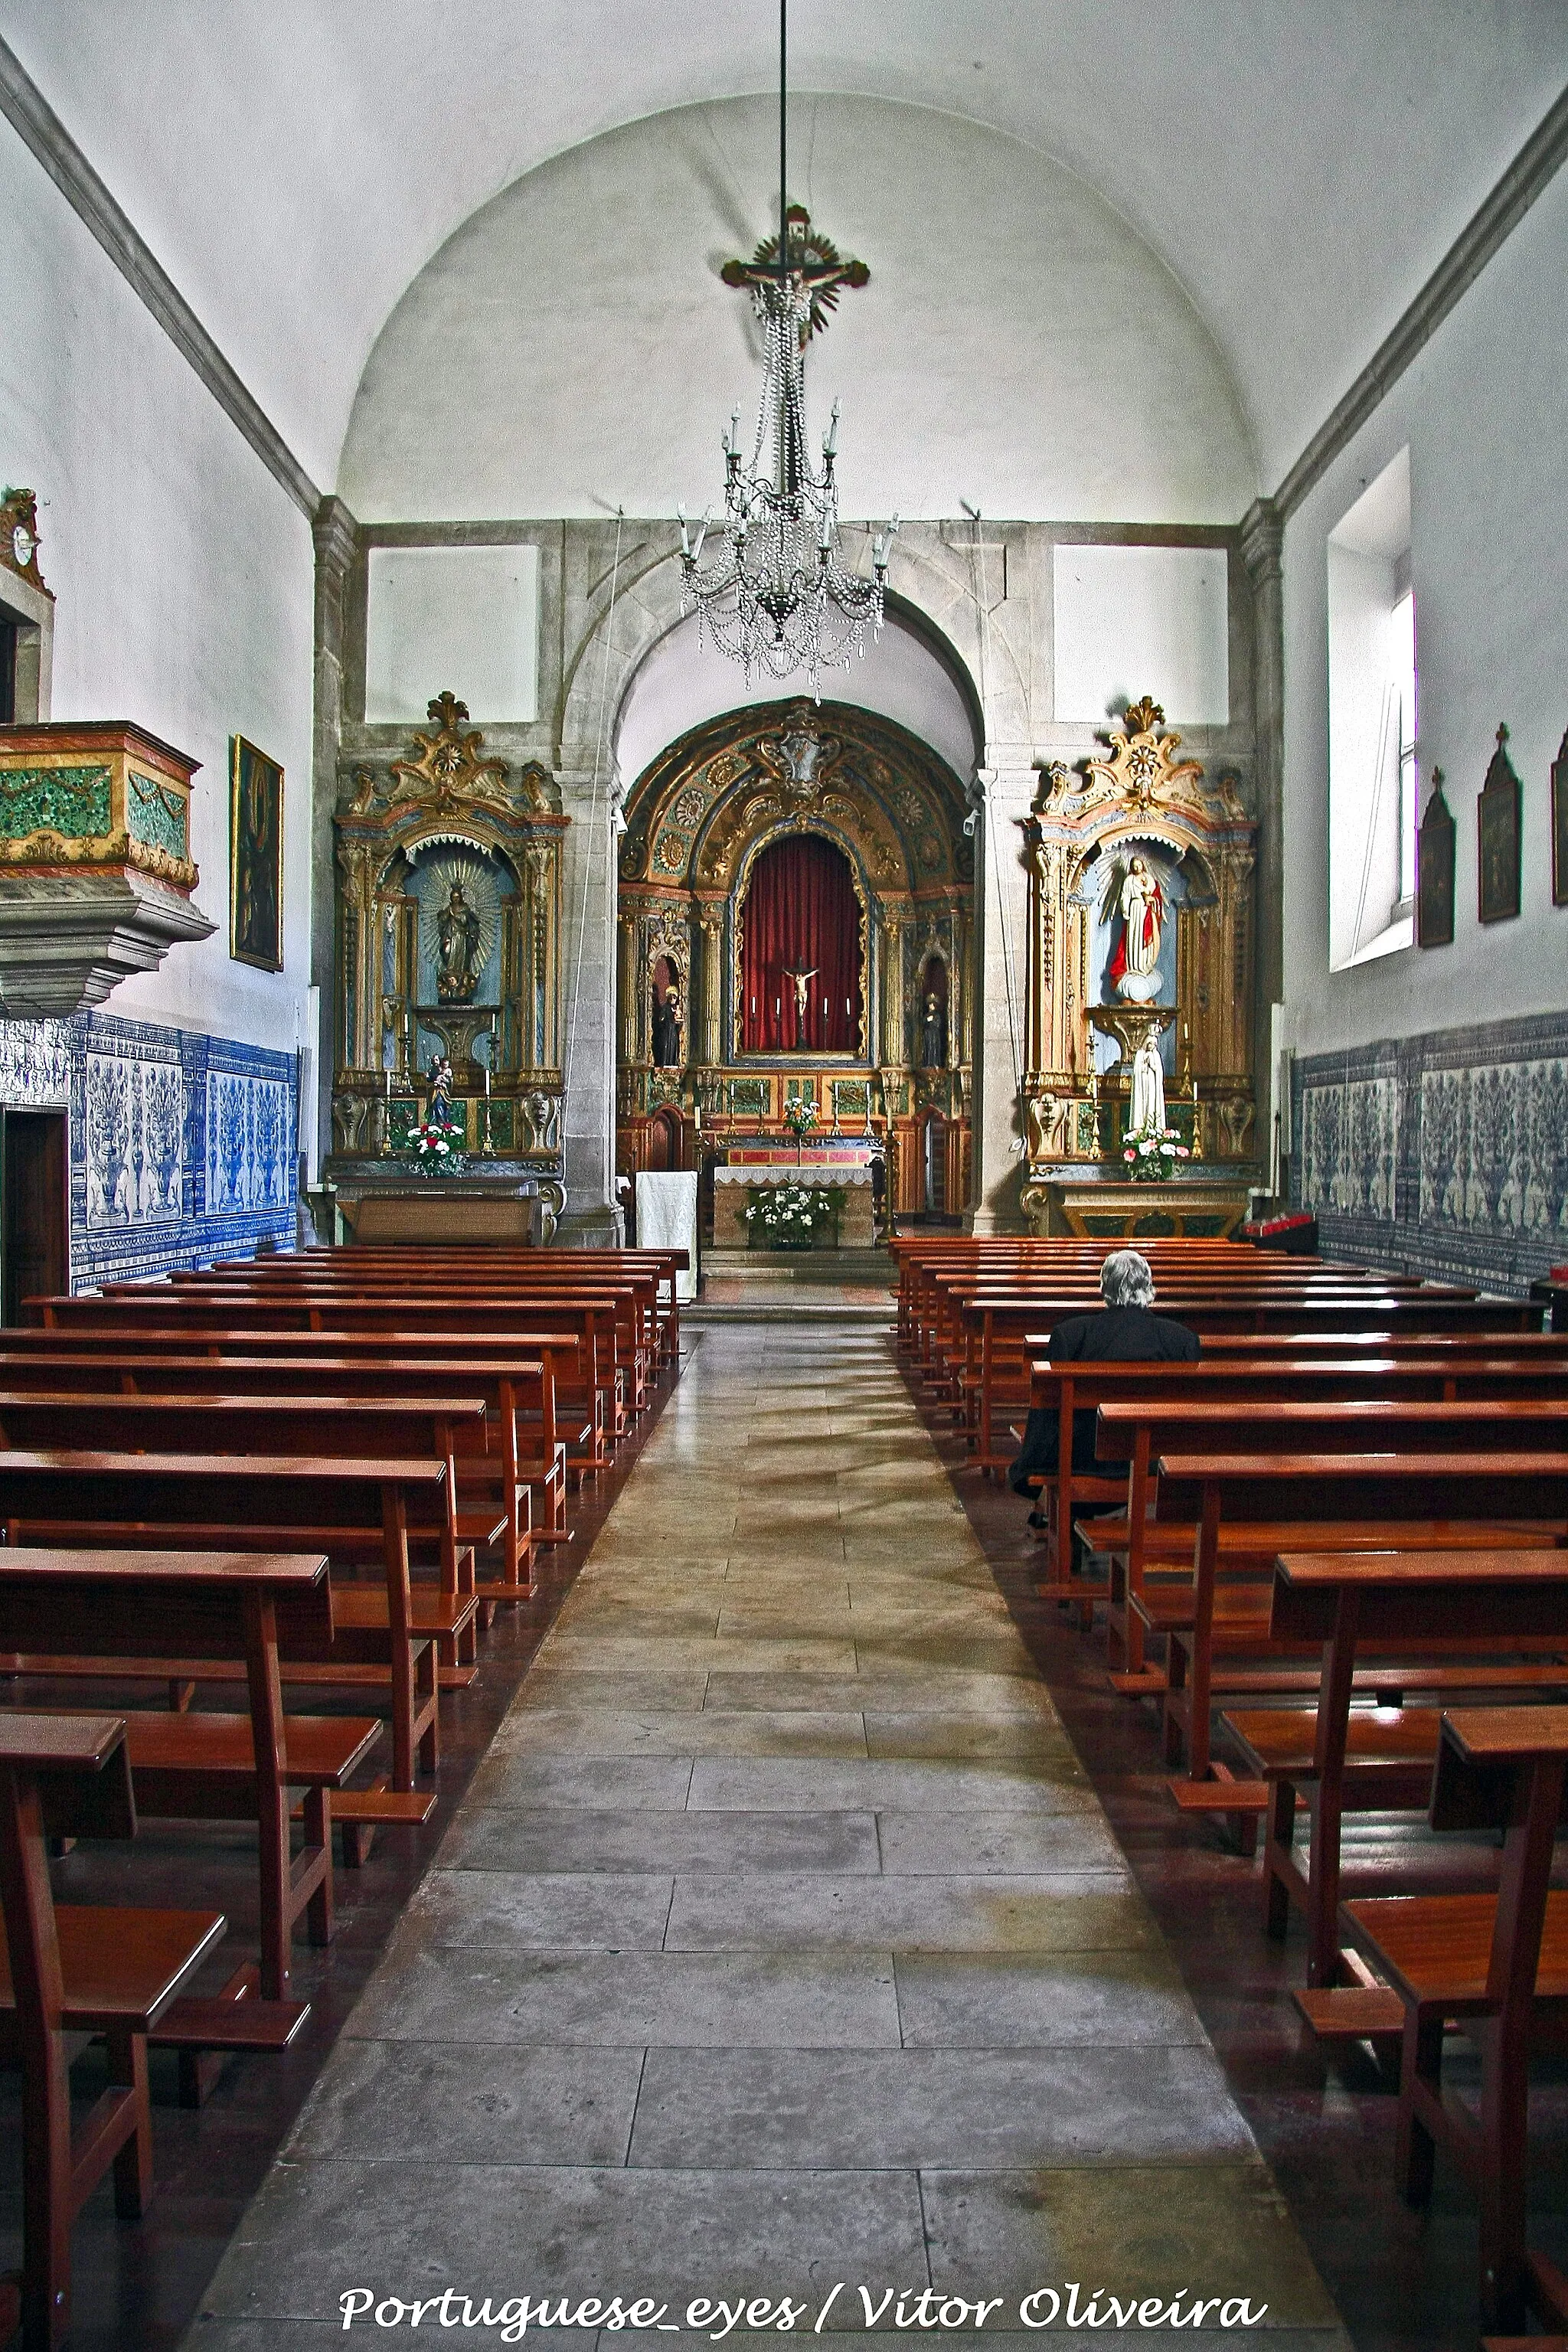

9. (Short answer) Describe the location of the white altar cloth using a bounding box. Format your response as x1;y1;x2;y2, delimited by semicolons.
634;1171;698;1300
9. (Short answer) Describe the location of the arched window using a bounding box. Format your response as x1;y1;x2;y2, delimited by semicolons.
739;834;862;1054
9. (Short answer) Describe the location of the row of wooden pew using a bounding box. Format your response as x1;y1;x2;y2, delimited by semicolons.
0;1242;684;2352
894;1233;1568;2341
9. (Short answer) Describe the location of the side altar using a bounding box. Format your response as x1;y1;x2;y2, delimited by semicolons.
1018;697;1259;1239
325;693;569;1233
712;1143;876;1248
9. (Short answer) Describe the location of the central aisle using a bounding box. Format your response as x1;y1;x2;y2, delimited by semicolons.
194;1325;1348;2348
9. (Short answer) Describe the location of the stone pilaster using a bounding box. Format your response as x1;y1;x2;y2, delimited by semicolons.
309;494;358;1185
1240;496;1285;1154
968;765;1034;1233
554;769;623;1243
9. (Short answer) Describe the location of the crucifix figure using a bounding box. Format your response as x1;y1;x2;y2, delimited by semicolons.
784;963;818;1050
720;206;869;347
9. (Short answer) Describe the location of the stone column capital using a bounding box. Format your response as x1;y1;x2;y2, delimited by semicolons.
1239;496;1283;590
312;494;358;590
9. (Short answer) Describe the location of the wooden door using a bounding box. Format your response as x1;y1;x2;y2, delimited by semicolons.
2;1109;68;1322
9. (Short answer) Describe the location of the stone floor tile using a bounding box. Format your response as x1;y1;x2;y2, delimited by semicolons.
541;1635;860;1673
400;1867;675;1950
876;1810;1119;1873
201;2164;932;2324
446;1805;881;1875
701;1671;1057;1715
285;2039;642;2164
511;1670;709;1714
892;1950;1204;2048
686;1759;1098;1815
463;1753;695;1811
492;1708;870;1758
665;1873;1147;1952
863;1712;1083;1763
918;2163;1343;2327
627;2045;1254;2169
347;1945;902;2049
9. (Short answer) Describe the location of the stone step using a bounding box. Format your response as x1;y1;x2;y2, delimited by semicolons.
702;1247;893;1287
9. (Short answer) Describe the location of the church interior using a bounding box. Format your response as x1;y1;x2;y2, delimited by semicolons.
2;5;1568;2349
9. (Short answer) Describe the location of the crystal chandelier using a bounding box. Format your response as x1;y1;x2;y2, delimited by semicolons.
678;1;898;697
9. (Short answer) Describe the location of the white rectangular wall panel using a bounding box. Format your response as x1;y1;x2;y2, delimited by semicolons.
1052;544;1229;725
365;544;540;724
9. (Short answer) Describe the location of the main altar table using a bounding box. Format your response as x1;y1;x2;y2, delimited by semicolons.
713;1161;876;1248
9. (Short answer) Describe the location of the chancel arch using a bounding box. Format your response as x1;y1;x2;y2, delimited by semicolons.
616;697;975;1225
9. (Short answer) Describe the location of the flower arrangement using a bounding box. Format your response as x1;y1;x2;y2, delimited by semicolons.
742;1181;844;1250
782;1095;817;1161
407;1115;468;1178
1122;1123;1191;1183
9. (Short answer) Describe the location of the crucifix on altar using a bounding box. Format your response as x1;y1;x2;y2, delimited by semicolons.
784;962;818;1049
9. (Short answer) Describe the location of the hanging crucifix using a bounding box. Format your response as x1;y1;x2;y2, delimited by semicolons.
720;205;870;348
784;962;818;1050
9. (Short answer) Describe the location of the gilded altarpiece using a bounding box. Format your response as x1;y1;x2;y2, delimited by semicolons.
1018;698;1258;1237
616;701;974;1223
331;694;568;1214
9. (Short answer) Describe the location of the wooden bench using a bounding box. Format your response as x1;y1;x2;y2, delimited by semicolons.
1024;1361;1568;1661
0;1451;472;1802
1086;1387;1568;1676
1136;1451;1568;1782
0;1712;225;2350
1341;1707;1568;2334
0;1338;576;1536
0;1547;380;2022
1217;1550;1568;1992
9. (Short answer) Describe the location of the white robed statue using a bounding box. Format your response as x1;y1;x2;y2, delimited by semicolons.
1129;1031;1167;1135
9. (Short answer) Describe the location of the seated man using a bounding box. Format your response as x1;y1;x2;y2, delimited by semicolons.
1009;1247;1200;1518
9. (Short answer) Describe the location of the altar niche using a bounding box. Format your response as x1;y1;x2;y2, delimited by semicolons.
1018;696;1259;1236
330;692;568;1214
616;697;973;1224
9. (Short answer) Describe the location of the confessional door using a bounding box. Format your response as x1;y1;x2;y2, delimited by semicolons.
2;1109;68;1322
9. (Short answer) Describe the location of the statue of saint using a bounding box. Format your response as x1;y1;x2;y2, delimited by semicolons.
1129;1031;1167;1137
920;991;947;1068
1104;855;1167;998
436;883;483;1001
783;963;818;1049
426;1054;455;1116
651;985;684;1070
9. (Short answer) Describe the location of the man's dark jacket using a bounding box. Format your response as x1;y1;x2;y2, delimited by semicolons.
1008;1305;1200;1494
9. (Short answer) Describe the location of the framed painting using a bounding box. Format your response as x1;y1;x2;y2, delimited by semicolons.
1416;768;1455;949
1477;722;1521;925
1553;724;1568;906
230;736;284;970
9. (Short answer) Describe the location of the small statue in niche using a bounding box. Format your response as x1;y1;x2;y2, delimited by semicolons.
651;985;684;1070
426;1054;455;1118
1128;1030;1167;1138
920;991;947;1068
436;882;483;1001
1102;854;1167;1002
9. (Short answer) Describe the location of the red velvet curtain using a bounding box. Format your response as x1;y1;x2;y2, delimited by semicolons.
740;834;862;1054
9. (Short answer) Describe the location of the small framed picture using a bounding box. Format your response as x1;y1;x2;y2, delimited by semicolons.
1552;724;1568;906
230;737;284;970
1477;723;1521;926
1416;771;1455;949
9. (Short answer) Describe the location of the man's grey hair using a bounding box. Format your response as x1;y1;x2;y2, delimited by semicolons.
1100;1250;1155;1309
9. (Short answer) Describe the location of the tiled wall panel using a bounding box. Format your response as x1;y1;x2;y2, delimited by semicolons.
1292;1010;1568;1295
0;1011;297;1289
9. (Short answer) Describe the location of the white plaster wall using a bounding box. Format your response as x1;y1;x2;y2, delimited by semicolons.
340;95;1256;528
1279;160;1568;1060
615;604;979;791
0;122;315;1053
